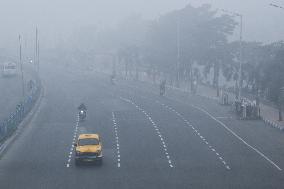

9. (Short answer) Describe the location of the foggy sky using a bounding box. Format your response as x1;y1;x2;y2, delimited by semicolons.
1;0;284;50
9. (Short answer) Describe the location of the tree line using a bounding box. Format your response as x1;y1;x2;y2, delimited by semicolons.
65;3;284;105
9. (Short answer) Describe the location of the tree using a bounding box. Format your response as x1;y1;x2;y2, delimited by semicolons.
143;4;237;91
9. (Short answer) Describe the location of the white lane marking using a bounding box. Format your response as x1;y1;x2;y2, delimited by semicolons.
120;97;174;168
156;101;230;170
112;112;121;168
216;116;233;119
192;105;282;171
66;113;80;168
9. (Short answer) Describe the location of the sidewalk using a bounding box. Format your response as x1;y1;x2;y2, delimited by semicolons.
197;84;284;131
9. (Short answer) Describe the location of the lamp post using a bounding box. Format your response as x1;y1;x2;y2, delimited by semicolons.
176;13;181;88
220;9;243;99
270;3;284;121
19;35;25;97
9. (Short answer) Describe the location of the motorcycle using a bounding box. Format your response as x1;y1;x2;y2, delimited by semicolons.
79;110;86;121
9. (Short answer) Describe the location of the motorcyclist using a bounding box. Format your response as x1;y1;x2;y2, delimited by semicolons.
159;80;166;96
78;103;87;111
78;103;87;120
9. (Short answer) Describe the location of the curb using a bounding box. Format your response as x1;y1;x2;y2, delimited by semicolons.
0;85;45;156
261;116;284;131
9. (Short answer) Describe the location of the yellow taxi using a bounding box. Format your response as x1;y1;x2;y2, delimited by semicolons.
74;134;102;165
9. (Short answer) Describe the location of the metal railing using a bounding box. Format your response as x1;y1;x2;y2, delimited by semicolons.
0;77;41;143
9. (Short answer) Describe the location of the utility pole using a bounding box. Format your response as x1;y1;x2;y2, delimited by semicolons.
34;28;37;67
239;14;243;99
176;14;181;88
19;35;25;97
35;27;39;72
37;38;40;73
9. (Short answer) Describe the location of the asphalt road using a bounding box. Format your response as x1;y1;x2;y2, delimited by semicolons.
1;65;284;189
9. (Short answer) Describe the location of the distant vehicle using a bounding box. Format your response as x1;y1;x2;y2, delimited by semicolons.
79;110;86;121
78;103;87;121
2;62;17;77
28;58;33;64
74;134;103;165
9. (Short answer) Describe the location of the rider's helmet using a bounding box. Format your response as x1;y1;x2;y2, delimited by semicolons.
78;103;87;110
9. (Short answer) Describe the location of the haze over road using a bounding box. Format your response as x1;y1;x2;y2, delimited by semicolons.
1;63;284;189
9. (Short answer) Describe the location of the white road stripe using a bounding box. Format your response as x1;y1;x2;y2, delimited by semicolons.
112;112;121;168
156;100;230;171
66;114;80;168
120;97;174;168
193;105;282;171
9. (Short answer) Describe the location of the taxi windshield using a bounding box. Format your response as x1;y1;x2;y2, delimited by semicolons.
78;138;99;146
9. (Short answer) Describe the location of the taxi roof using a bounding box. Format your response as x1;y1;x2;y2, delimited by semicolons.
78;134;99;139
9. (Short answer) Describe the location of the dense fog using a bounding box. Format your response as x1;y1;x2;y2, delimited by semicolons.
1;0;284;51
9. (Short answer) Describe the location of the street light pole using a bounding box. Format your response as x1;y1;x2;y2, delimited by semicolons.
19;35;25;97
176;14;181;88
35;27;38;71
269;3;284;121
239;14;243;99
37;38;40;73
220;9;243;99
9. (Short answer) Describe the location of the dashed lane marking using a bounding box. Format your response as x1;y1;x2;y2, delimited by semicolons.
66;114;80;168
156;101;231;170
112;112;121;168
124;86;282;171
120;97;174;168
192;105;282;171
